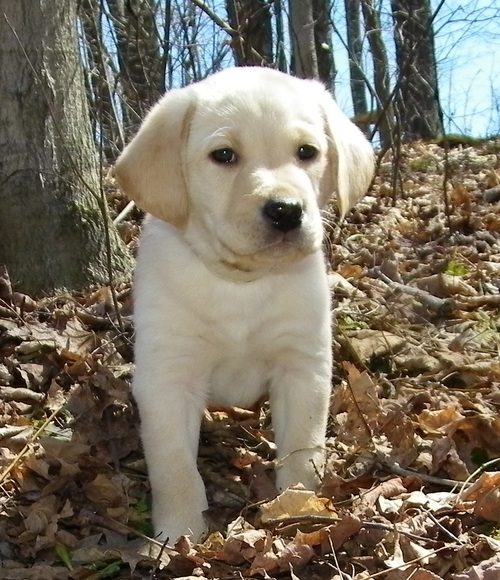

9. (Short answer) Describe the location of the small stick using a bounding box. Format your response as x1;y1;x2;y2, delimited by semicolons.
370;267;455;316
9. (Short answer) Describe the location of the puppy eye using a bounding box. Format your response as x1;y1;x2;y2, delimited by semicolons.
210;148;238;164
297;144;318;161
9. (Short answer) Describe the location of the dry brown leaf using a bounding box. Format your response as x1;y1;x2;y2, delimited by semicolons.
324;515;363;550
294;527;330;547
451;417;500;455
475;486;500;523
452;552;500;579
343;330;406;364
484;169;500;188
260;488;335;523
218;529;272;565
417;407;465;434
248;548;279;576
275;540;315;571
431;437;470;481
83;473;129;508
460;472;500;522
358;478;408;508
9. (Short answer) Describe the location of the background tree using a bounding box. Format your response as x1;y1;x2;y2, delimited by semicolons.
289;0;318;79
80;0;125;160
107;0;163;126
0;0;133;296
391;0;443;141
345;0;367;123
226;0;273;66
361;0;394;147
313;0;336;89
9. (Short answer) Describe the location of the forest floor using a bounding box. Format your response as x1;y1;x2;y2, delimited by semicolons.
0;141;500;579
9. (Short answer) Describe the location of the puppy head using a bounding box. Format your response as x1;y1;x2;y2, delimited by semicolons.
115;68;374;274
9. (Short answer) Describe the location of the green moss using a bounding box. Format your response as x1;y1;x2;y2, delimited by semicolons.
408;154;438;172
444;260;469;276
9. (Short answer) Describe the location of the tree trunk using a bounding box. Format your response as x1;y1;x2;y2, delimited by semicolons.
80;0;124;160
107;0;163;127
274;0;287;72
345;0;367;119
391;0;443;141
361;0;394;147
312;0;335;90
0;0;133;296
226;0;273;66
289;0;318;79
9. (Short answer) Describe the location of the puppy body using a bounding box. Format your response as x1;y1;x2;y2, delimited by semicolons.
115;67;374;543
135;218;331;541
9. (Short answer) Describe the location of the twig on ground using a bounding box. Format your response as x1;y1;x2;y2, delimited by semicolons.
455;293;500;310
370;267;456;316
0;387;45;404
386;462;467;490
113;199;135;225
266;514;452;546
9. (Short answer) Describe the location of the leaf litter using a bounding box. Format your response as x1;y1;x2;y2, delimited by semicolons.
0;141;499;578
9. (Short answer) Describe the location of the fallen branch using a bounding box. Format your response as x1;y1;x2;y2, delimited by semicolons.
387;462;467;490
0;386;45;403
455;293;500;310
369;267;456;316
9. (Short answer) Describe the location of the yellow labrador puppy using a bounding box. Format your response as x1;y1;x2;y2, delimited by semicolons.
115;67;374;543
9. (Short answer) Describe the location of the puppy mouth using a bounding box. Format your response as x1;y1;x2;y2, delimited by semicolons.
216;229;318;269
187;210;321;280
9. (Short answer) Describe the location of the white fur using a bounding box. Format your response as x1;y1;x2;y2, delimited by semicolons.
115;67;374;543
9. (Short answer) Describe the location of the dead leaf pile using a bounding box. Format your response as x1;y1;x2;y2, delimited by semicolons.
0;141;499;578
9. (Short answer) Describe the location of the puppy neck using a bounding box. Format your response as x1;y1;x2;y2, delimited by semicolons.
177;215;275;283
200;256;275;283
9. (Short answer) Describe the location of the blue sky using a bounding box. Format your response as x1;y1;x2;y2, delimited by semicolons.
434;0;499;136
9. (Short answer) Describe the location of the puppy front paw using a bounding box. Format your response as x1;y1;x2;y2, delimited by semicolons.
276;447;325;492
154;512;207;545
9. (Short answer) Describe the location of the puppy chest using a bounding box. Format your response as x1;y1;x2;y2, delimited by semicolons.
209;352;270;408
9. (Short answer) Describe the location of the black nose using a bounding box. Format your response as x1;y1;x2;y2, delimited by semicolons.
262;200;303;233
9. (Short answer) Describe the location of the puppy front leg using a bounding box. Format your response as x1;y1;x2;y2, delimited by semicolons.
135;386;208;543
269;362;331;492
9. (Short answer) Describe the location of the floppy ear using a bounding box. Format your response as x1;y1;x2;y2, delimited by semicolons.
317;88;375;216
114;87;196;228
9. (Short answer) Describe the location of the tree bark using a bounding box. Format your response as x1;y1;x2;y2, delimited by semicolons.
312;0;335;90
274;0;287;72
0;0;133;296
80;0;124;160
107;0;163;127
345;0;367;118
289;0;318;79
361;0;394;147
391;0;443;141
226;0;273;66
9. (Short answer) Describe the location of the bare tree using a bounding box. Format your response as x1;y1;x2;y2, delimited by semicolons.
361;0;393;147
391;0;443;141
226;0;273;66
274;0;288;72
107;0;163;126
0;0;133;295
345;0;367;120
289;0;318;79
313;0;336;89
80;0;124;160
